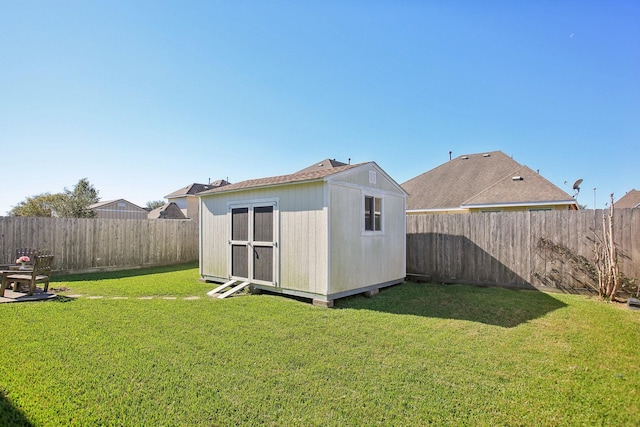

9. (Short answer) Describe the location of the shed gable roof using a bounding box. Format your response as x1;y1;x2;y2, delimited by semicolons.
402;151;576;210
198;163;363;196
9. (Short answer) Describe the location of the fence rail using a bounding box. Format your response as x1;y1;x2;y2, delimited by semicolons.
407;209;640;293
0;217;199;274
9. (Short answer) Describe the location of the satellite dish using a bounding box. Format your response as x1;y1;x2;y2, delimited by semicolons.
572;178;583;198
572;179;583;190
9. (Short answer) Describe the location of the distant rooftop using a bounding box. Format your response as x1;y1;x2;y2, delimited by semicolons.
614;189;640;209
402;151;576;211
295;158;349;174
165;180;231;199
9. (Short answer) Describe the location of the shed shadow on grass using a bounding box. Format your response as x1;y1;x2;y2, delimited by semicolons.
336;282;567;328
0;391;34;427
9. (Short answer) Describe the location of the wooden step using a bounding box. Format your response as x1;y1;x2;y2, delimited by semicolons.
207;280;237;296
218;281;250;299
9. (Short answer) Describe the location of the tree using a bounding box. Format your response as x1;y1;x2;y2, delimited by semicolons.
592;194;621;301
9;193;64;217
9;178;100;218
146;200;165;210
54;178;100;218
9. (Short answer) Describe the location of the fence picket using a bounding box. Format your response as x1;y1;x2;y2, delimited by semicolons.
0;217;199;274
407;209;639;292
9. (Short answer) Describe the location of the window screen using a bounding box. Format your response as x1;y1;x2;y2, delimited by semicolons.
364;196;382;231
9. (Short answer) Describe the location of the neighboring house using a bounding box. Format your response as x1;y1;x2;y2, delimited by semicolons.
402;151;578;214
614;189;640;209
165;180;230;221
147;202;187;219
198;160;407;307
89;199;149;219
294;158;349;173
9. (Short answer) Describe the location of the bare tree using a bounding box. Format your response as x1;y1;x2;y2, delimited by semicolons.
592;194;621;301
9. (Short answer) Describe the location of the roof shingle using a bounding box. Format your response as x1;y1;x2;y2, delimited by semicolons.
402;151;576;210
165;181;230;199
614;189;640;209
198;163;363;196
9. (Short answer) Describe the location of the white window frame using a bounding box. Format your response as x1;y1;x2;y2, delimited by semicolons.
363;194;383;234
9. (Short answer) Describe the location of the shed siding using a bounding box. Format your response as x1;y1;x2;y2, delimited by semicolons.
331;166;401;194
279;182;328;294
186;196;200;220
328;184;406;294
199;196;228;278
200;182;328;293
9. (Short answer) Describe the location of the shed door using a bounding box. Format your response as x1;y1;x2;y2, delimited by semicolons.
230;203;278;285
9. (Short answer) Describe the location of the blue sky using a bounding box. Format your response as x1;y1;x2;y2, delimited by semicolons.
1;0;638;214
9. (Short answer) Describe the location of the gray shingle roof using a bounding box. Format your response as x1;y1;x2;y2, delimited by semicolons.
198;163;364;196
295;158;349;174
164;181;230;199
147;202;187;219
614;189;640;209
402;151;576;210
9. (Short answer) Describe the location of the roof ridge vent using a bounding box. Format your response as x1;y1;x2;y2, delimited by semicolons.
483;153;491;157
512;176;523;181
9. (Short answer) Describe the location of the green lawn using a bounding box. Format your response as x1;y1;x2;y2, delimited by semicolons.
1;264;639;426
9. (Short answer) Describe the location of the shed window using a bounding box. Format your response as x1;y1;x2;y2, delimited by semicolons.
364;196;382;231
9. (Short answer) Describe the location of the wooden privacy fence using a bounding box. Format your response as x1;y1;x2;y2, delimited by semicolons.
407;209;640;294
0;217;199;274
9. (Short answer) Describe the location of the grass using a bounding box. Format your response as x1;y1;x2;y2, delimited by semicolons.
50;262;209;298
1;264;639;426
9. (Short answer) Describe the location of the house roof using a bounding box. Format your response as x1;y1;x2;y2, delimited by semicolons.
89;199;145;210
198;163;364;196
147;202;187;219
295;158;349;174
402;151;576;211
165;180;230;199
614;189;640;209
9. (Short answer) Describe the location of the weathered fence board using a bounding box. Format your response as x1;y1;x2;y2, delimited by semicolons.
407;209;639;293
0;217;199;274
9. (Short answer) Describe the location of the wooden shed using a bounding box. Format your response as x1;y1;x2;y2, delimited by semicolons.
198;161;407;306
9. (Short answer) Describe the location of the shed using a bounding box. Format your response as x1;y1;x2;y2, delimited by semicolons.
198;161;407;306
88;199;148;219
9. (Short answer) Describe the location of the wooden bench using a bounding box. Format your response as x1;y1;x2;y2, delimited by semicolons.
1;255;54;296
